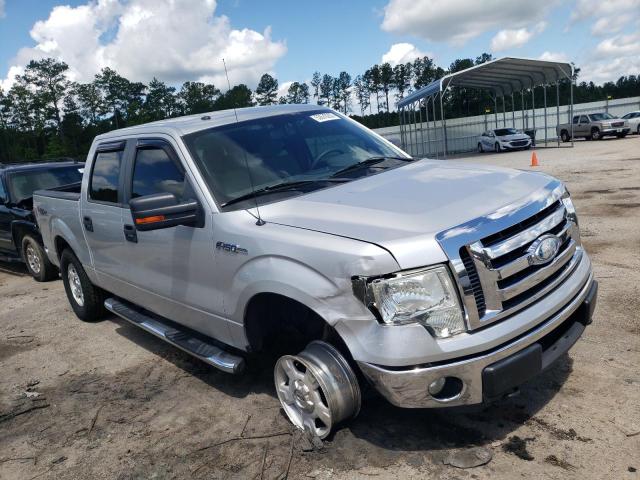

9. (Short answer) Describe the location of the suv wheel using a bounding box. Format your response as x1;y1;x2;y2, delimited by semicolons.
22;235;57;282
60;249;107;322
560;130;570;142
274;341;361;439
591;127;601;140
494;142;501;153
637;125;640;135
477;143;483;153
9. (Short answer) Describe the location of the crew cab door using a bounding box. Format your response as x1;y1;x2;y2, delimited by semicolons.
0;177;12;253
80;141;131;296
119;137;233;345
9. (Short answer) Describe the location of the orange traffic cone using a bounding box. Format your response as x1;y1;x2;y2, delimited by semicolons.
530;150;539;167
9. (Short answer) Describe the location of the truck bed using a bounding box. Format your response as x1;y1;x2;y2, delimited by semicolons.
34;182;82;202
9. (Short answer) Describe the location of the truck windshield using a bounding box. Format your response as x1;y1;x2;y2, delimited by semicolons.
589;113;615;121
183;110;407;207
8;165;84;205
494;128;519;136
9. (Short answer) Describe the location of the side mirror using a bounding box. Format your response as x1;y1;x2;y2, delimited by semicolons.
129;192;202;231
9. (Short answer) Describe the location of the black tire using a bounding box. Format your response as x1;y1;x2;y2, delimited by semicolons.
616;133;627;138
525;145;531;150
637;125;640;135
60;249;107;322
22;235;57;282
560;130;570;142
477;143;483;153
591;127;601;140
494;142;501;153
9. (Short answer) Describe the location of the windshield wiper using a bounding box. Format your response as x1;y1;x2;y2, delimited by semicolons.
330;156;413;178
221;179;347;207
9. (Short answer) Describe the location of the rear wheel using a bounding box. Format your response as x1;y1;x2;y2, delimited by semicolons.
22;235;57;282
60;249;107;322
274;341;361;439
591;127;601;140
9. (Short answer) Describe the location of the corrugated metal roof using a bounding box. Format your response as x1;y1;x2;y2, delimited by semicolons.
398;57;573;108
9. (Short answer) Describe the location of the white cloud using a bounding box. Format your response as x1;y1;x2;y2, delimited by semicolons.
381;0;557;45
0;0;5;19
1;0;286;91
381;43;430;66
580;33;640;83
570;0;640;35
538;51;569;62
276;81;294;100
490;22;546;51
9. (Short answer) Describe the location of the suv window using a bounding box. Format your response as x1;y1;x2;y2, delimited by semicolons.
572;116;579;124
0;177;6;202
90;150;123;203
131;147;186;200
579;115;589;124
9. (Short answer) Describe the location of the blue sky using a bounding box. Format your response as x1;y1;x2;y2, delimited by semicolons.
1;0;639;93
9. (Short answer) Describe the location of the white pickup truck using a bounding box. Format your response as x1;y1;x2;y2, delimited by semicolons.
34;105;597;439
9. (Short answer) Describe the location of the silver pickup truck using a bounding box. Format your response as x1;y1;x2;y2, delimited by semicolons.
557;112;630;142
34;105;597;439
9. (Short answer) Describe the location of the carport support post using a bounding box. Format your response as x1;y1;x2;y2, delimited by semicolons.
543;85;548;146
556;83;560;146
439;90;448;158
398;109;404;148
521;91;526;130
424;100;431;156
570;79;574;148
494;96;498;128
432;96;438;158
531;88;536;145
418;101;426;157
511;93;515;126
502;96;506;127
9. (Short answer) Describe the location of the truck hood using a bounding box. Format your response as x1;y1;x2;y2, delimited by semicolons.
259;160;554;268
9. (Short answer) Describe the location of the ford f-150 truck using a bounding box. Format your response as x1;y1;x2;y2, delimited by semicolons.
556;112;630;142
34;105;597;439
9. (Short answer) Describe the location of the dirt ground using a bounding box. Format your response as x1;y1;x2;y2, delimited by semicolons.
1;136;639;480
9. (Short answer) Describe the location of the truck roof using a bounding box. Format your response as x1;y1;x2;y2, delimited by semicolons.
0;160;81;173
95;104;329;141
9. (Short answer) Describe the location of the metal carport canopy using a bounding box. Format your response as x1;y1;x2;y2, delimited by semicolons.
398;57;574;107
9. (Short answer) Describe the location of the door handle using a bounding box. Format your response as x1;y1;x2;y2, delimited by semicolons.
83;216;93;232
123;224;138;243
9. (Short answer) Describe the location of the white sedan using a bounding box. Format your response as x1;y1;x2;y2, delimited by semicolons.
621;111;640;135
478;128;532;153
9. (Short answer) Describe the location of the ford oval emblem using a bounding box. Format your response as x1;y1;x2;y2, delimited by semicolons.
527;234;561;265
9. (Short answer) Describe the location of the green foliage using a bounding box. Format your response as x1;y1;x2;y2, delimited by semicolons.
0;53;638;164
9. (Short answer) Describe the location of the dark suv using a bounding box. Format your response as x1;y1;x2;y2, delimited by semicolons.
0;160;84;280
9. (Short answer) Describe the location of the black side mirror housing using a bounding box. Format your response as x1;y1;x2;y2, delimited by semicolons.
129;192;202;231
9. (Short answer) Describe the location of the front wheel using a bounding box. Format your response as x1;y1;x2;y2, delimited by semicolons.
274;341;361;439
560;130;570;142
60;249;107;322
591;128;601;140
22;235;57;282
494;142;501;153
477;143;484;153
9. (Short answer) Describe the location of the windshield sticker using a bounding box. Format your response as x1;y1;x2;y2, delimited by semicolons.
78;168;84;173
310;112;340;123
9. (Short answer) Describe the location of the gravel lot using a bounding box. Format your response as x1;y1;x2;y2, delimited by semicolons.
1;136;639;479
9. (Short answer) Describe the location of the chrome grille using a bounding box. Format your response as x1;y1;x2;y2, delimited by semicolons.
436;180;583;331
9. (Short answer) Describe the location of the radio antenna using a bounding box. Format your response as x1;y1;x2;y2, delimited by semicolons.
223;58;265;226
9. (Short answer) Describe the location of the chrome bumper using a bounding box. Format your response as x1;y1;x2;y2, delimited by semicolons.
358;274;596;408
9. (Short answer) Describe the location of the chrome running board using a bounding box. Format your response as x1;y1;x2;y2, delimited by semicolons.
104;297;245;374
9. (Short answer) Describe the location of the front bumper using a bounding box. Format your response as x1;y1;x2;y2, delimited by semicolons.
358;276;597;408
601;127;630;135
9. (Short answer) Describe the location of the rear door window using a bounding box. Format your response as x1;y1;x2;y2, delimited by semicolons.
89;150;124;203
131;147;186;200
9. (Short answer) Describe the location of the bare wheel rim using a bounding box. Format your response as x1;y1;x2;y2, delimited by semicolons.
25;243;41;274
67;264;84;307
274;341;360;439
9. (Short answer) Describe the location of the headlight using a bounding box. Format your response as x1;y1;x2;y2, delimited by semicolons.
561;189;578;225
368;266;465;338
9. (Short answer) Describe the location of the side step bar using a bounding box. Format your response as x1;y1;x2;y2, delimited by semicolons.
104;298;245;374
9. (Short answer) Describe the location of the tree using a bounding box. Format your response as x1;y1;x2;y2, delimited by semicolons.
352;75;370;116
379;62;394;113
310;72;322;104
144;78;177;121
216;84;254;109
319;74;334;107
19;58;72;133
178;81;220;114
336;71;352;114
94;67;146;128
255;73;278;105
393;63;412;102
286;82;310;104
365;65;382;114
75;82;106;125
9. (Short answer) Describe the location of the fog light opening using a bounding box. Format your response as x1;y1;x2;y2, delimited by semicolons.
428;376;464;401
